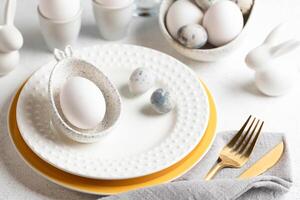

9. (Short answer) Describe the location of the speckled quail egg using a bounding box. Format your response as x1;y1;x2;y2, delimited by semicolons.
195;0;222;10
177;24;208;49
129;67;156;95
151;88;174;114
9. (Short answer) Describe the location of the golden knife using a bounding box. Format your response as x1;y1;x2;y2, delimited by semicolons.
238;142;284;179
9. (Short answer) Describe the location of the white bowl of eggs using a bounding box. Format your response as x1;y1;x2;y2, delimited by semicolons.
159;0;255;62
48;46;122;143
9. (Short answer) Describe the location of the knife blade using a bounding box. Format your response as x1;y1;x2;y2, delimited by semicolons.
238;142;284;179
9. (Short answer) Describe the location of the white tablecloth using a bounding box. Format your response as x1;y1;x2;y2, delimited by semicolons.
0;0;299;199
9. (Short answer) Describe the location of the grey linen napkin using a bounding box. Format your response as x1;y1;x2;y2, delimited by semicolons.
101;132;292;200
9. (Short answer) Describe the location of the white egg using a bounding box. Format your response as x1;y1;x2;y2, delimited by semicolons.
166;0;204;39
95;0;133;8
60;76;106;130
203;0;244;47
129;67;156;95
39;0;80;20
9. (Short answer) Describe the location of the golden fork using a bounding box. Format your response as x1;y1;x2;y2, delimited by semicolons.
204;116;264;180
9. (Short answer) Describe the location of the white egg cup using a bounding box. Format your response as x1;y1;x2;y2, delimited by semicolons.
48;46;122;143
92;0;134;40
38;7;82;51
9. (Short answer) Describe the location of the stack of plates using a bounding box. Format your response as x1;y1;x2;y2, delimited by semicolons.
8;44;217;195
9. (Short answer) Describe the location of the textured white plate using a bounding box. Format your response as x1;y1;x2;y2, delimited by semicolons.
16;44;209;179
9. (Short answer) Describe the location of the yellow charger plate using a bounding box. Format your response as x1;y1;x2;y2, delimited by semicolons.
8;82;217;195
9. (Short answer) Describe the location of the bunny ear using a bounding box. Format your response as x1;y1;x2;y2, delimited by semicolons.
64;45;73;57
263;23;293;46
270;39;300;58
54;46;74;61
4;0;16;25
54;49;66;61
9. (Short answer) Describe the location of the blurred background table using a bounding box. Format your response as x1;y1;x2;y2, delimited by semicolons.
0;0;299;199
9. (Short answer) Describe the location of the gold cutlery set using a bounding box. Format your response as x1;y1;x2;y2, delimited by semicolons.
205;116;284;180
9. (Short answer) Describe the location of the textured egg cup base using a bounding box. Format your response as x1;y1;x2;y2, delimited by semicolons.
48;57;122;143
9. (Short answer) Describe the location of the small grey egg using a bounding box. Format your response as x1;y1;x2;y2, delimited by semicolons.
129;67;156;95
195;0;221;10
150;88;174;114
177;24;208;49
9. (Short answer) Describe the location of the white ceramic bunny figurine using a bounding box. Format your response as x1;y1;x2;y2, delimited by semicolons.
0;0;23;76
246;24;300;96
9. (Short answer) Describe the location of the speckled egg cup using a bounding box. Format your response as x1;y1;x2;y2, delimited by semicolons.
159;0;256;62
48;48;122;143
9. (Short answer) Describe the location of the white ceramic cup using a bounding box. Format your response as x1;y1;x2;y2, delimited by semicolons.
92;0;134;40
38;7;82;51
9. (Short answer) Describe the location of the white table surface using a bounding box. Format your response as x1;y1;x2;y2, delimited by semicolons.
0;0;300;199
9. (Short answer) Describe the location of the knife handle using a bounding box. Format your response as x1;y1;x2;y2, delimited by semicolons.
204;161;224;180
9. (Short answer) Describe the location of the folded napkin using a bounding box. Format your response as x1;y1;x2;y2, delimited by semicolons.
101;131;292;200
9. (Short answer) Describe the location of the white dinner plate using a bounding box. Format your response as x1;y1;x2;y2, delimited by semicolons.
16;44;209;179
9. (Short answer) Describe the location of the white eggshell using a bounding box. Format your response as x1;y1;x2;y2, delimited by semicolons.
60;76;106;129
166;0;204;38
39;0;80;20
95;0;133;8
203;0;244;46
129;67;156;95
255;66;298;96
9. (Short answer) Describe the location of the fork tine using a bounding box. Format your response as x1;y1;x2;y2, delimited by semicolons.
234;117;256;151
244;121;264;157
227;115;252;147
238;119;260;154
